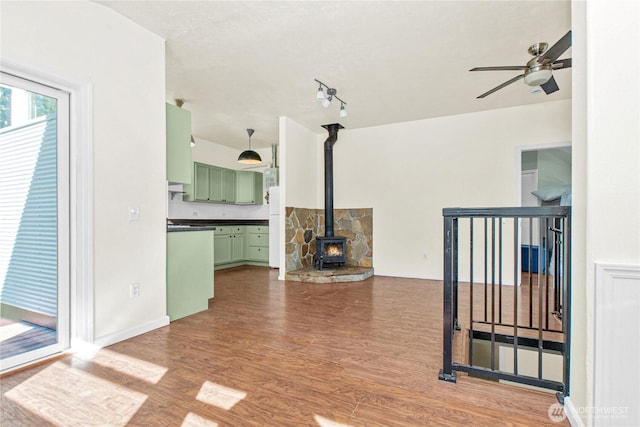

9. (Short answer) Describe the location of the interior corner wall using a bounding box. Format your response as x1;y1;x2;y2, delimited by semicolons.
332;99;571;279
280;117;321;209
573;1;639;426
1;2;168;341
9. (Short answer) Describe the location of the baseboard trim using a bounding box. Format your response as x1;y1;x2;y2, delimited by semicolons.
93;316;170;348
564;397;585;427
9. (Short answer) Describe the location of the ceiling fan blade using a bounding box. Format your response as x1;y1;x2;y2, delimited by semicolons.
552;58;572;69
470;66;528;71
540;75;560;94
539;30;572;63
477;74;525;98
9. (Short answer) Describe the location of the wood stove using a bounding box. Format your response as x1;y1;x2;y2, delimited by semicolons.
314;123;348;270
315;236;347;270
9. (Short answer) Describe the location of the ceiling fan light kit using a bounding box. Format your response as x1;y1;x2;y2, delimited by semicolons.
314;79;347;117
238;128;262;164
470;30;572;98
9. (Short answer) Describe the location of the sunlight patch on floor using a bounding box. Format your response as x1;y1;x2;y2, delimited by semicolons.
182;412;219;427
76;348;168;384
196;381;246;410
5;361;147;426
314;414;353;427
0;322;34;342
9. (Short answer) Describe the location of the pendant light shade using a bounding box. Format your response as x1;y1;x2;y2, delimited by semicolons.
238;128;262;164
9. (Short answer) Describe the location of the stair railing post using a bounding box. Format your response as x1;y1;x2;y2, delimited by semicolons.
439;214;457;382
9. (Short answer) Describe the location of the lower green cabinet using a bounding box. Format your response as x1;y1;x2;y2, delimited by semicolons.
167;230;214;321
214;225;269;269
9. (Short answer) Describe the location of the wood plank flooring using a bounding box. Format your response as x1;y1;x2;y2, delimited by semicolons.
1;267;568;426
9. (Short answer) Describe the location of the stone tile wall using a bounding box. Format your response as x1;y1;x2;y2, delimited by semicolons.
285;207;372;271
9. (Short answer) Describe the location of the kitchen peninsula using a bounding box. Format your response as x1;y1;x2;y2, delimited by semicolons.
168;219;269;270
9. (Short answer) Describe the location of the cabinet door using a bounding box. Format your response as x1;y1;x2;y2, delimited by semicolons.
214;234;232;265
231;234;245;261
209;166;224;202
248;246;269;262
193;162;211;201
235;171;255;204
223;169;236;203
166;103;192;184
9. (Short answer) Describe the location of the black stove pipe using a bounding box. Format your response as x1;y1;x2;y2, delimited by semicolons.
321;123;344;238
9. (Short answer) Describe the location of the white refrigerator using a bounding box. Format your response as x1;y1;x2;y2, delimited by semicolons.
268;186;280;268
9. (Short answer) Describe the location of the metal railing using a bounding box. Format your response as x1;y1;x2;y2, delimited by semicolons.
439;206;571;400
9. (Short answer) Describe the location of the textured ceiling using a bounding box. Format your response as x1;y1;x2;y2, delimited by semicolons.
97;1;572;150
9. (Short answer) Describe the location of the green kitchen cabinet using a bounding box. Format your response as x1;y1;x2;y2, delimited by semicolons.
247;225;269;262
235;171;263;205
166;230;214;321
214;226;249;269
193;162;211;201
222;168;236;203
166;103;192;184
214;232;232;265
185;163;235;203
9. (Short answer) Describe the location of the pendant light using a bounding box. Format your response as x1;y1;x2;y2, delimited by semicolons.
238;128;262;164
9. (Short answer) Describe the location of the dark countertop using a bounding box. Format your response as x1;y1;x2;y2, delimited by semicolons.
166;225;217;233
169;219;269;227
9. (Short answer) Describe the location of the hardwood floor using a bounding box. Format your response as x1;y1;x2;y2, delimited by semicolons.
1;266;568;426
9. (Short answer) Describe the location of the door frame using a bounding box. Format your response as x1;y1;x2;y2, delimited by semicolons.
0;59;94;371
514;141;571;287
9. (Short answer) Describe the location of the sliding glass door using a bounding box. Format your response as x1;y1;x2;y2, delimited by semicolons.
0;71;70;371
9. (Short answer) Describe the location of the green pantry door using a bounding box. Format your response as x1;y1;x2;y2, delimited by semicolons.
0;71;70;371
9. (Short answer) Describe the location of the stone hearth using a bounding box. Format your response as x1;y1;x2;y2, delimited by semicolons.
286;266;374;284
284;207;373;283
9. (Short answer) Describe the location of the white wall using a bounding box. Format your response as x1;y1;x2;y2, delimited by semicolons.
568;1;640;426
331;100;571;279
280;117;322;209
1;1;167;342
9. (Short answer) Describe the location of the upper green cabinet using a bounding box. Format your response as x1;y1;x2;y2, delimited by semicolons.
184;162;261;205
185;163;235;203
166;103;192;184
236;171;263;204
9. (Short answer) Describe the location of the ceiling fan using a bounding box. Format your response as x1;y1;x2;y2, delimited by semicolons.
470;30;572;98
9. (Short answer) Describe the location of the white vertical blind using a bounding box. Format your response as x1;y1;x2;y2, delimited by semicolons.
0;114;58;317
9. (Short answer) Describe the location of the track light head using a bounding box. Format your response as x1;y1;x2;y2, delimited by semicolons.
339;102;347;117
316;84;325;101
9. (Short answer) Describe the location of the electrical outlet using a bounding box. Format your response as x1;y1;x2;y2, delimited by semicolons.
130;282;140;298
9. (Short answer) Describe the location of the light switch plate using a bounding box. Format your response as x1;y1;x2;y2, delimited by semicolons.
128;207;140;221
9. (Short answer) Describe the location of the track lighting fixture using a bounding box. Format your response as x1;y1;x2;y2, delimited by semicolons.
238;128;262;164
314;79;347;117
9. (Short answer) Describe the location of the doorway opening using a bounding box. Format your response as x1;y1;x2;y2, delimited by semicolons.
0;71;70;371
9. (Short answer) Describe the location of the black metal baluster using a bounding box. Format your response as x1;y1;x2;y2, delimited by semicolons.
469;218;474;365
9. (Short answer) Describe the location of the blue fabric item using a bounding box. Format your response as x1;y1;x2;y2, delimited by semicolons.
531;184;572;202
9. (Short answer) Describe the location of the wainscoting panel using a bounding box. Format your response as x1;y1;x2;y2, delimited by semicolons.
594;264;640;426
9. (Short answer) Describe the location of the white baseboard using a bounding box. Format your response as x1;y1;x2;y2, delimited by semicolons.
93;316;170;348
564;397;586;427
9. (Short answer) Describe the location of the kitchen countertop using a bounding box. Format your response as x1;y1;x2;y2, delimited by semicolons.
169;219;269;227
166;225;217;232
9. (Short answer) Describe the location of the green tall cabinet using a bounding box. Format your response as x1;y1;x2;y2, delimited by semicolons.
166;230;214;321
166;103;192;184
